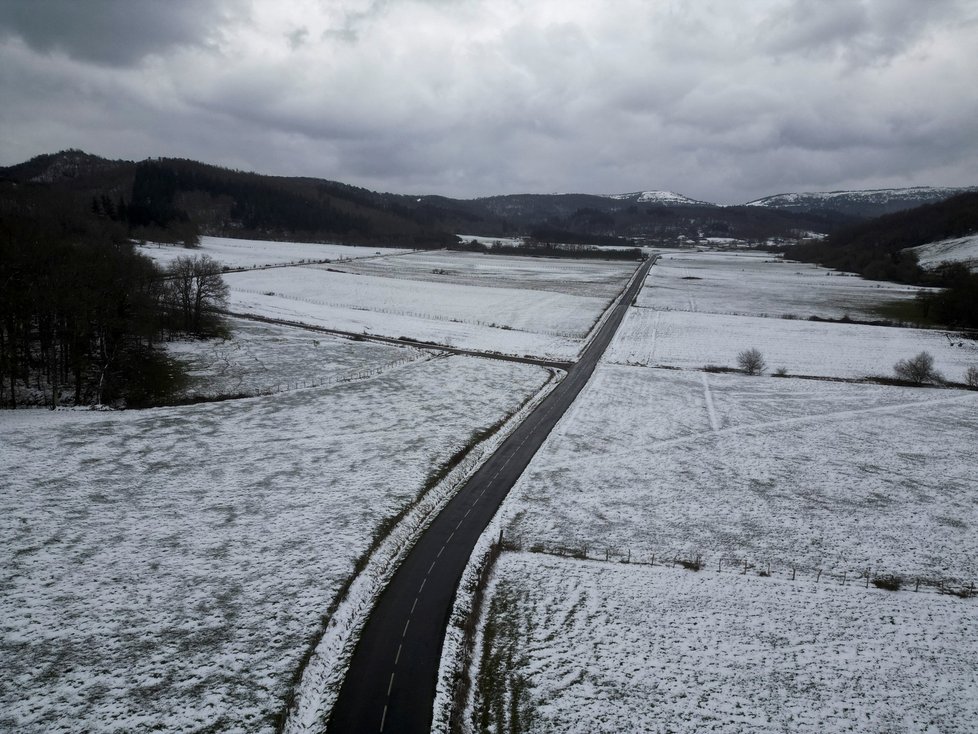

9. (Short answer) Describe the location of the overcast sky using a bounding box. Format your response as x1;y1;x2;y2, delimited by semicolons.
1;0;976;203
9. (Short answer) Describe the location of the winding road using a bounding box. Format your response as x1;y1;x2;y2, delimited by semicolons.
325;256;655;734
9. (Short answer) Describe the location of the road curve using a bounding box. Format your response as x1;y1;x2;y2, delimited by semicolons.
326;256;655;734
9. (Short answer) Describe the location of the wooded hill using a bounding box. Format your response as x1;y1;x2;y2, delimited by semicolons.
788;192;978;327
791;191;978;282
0;150;462;247
1;150;868;247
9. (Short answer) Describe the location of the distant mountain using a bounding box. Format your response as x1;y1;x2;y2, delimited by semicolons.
745;186;978;219
605;190;707;206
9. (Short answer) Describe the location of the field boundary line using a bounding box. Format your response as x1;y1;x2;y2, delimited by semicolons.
501;546;977;599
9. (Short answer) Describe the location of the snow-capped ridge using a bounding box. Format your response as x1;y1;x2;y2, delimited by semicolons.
745;186;977;209
606;190;707;206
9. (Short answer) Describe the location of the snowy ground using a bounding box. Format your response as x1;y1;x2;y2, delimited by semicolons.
910;234;978;272
225;266;600;338
139;242;637;361
137;235;408;269
218;252;634;360
502;364;978;580
0;355;550;733
608;309;978;382
459;249;978;731
165;317;417;398
469;552;978;734
327;250;634;299
640;251;922;320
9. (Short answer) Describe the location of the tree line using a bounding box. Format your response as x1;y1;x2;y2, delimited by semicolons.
450;238;645;261
0;196;229;408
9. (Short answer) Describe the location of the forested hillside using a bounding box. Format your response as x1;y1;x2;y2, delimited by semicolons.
789;192;978;327
0;151;462;247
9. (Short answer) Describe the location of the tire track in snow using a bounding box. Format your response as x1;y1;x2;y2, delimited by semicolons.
654;389;978;452
701;372;721;433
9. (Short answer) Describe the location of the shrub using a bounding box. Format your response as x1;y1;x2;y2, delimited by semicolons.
893;351;942;385
773;366;788;377
966;366;978;388
737;348;766;375
871;575;903;591
678;557;702;571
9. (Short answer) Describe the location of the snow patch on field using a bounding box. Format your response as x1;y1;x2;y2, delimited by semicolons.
469;552;978;734
0;356;549;733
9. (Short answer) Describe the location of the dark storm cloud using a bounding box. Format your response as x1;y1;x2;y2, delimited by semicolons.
0;0;238;65
1;0;976;203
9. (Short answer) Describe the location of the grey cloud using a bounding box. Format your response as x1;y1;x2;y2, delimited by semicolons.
760;0;969;64
0;0;240;65
287;27;309;50
1;0;976;205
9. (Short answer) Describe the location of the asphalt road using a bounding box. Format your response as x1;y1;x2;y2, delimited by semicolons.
326;256;655;734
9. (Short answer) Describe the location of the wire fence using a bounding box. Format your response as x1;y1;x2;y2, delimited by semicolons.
504;538;977;599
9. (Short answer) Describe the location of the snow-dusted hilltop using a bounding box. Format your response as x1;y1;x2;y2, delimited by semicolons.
909;234;978;272
606;190;708;206
745;186;977;217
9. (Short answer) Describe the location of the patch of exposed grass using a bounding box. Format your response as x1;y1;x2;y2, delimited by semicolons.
471;583;536;734
869;298;936;328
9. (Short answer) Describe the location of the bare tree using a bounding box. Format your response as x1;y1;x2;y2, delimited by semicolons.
165;255;229;335
737;347;766;375
893;351;942;385
966;365;978;388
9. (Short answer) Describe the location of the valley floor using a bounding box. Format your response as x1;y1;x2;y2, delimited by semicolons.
461;250;978;733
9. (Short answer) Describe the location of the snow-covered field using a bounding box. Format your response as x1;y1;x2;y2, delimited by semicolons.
138;242;637;361
219;254;633;360
165;317;416;398
501;364;978;580
469;552;978;734
137;235;407;269
910;234;978;272
459;249;978;731
328;250;634;299
0;355;550;733
226;266;600;338
640;251;921;320
608;309;978;381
